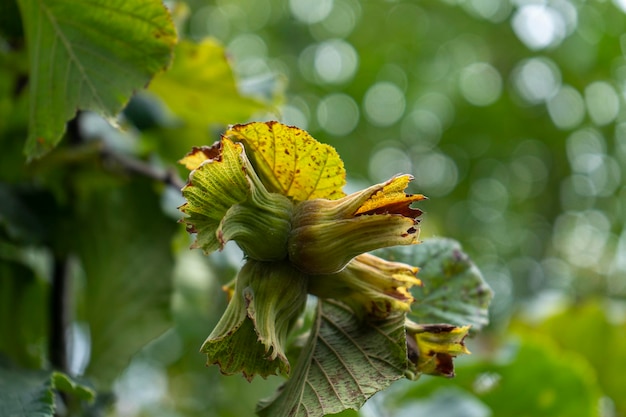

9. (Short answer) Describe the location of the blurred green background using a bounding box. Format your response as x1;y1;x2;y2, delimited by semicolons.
2;0;626;416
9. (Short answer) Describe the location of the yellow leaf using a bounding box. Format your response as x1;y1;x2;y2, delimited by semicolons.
178;144;222;170
406;323;471;379
355;175;426;217
149;39;266;126
225;121;346;201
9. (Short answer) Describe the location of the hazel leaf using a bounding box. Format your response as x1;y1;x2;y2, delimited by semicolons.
379;238;493;331
0;366;95;417
17;0;177;159
355;175;425;218
148;39;267;126
257;300;407;417
225;121;346;201
405;323;471;379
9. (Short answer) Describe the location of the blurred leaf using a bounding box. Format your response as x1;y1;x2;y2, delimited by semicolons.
226;121;346;201
0;184;58;244
394;338;600;417
0;184;42;242
0;0;23;40
16;0;177;158
0;365;94;417
383;238;493;330
513;301;626;415
148;38;266;127
0;52;30;182
0;259;45;368
0;366;55;417
52;371;95;401
139;124;215;174
75;179;177;388
257;300;407;417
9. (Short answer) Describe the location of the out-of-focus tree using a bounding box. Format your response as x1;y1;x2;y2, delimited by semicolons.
1;0;625;416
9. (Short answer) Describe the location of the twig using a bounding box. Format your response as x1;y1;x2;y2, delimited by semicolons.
100;147;185;190
49;257;70;373
48;116;81;377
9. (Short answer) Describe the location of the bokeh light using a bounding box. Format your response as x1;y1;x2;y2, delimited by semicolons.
459;62;502;106
289;0;333;24
553;210;612;269
316;93;360;136
512;4;566;50
313;39;359;84
547;85;585;129
368;144;412;184
512;57;561;104
363;81;406;126
316;0;361;39
88;0;626;414
412;151;459;197
584;81;620;126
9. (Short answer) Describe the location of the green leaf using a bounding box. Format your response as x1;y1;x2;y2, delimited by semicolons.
0;365;94;417
0;0;23;40
148;38;267;126
0;184;58;244
383;238;493;330
75;179;177;388
0;258;46;369
226;121;347;201
0;366;55;417
393;338;601;417
17;0;177;158
513;301;626;415
257;300;407;417
52;371;95;401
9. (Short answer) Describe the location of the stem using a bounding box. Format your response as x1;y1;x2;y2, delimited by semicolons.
48;116;81;374
49;256;70;373
100;147;185;190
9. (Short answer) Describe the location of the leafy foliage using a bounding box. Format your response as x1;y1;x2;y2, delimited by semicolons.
75;179;177;388
0;261;45;370
393;338;601;417
258;300;407;417
226;121;346;201
513;302;626;415
178;121;479;415
17;0;176;158
2;0;622;416
0;365;94;417
382;238;493;330
148;39;266;126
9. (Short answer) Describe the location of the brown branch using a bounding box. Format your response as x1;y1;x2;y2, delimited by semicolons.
49;257;71;373
100;147;185;190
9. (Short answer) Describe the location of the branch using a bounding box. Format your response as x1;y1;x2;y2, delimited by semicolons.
48;117;81;377
49;257;70;373
100;147;185;190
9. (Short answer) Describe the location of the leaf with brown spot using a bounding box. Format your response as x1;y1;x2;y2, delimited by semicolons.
18;0;177;159
178;143;222;170
225;121;346;201
379;238;493;330
257;300;407;417
355;175;425;218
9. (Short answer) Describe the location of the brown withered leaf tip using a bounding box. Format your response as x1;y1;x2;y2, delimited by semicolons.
190;141;223;161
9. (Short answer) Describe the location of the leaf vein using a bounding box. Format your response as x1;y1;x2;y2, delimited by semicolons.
306;148;331;200
39;0;106;111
